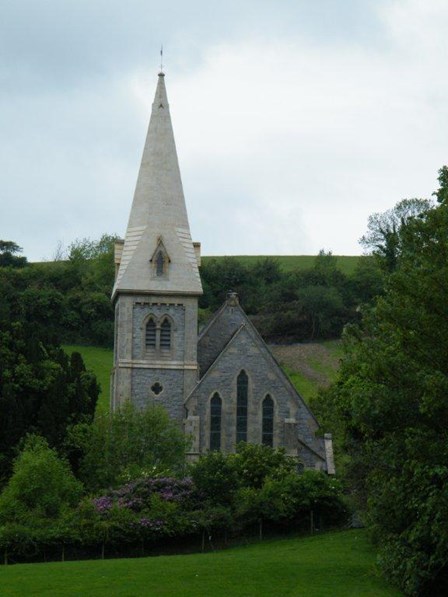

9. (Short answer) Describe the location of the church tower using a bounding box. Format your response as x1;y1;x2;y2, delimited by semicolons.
111;72;203;424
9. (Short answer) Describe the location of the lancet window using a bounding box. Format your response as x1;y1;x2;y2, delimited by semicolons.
262;395;274;447
145;319;157;349
160;319;172;350
210;392;222;451
236;370;248;444
156;251;165;276
144;316;172;353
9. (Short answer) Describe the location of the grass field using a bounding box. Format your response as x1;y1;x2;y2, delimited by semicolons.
63;339;344;415
35;255;364;276
0;530;401;597
270;339;343;401
63;345;112;416
202;255;364;275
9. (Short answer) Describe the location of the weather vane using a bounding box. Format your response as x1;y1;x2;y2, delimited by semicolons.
160;45;164;73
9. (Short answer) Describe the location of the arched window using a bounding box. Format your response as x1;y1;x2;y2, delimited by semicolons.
156;251;165;276
236;370;248;444
160;319;171;350
262;395;274;447
210;393;222;451
145;319;156;349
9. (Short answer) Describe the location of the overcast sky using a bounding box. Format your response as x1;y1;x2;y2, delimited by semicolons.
1;0;447;260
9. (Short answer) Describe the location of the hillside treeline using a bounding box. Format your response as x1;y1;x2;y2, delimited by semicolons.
200;252;383;342
0;238;384;349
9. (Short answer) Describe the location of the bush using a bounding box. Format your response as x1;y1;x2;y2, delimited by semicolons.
71;402;189;491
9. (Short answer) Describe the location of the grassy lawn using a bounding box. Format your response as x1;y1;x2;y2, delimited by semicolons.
202;255;364;275
0;530;401;597
63;345;113;416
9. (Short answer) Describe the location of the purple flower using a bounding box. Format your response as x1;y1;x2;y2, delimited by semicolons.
139;518;164;530
92;496;113;513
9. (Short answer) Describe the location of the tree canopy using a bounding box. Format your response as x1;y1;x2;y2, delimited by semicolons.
314;166;448;595
70;402;188;491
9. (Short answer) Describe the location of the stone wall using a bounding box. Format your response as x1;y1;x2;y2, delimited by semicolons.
187;324;325;467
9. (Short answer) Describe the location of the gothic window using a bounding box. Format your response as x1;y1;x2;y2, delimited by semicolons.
160;319;171;350
156;250;165;276
210;392;222;451
145;319;156;349
236;370;248;444
150;239;170;278
262;395;274;447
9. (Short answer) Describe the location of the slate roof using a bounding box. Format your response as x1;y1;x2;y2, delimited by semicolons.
195;294;327;461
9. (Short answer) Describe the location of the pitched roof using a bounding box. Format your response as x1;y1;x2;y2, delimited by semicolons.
191;298;326;461
197;295;320;428
112;73;202;299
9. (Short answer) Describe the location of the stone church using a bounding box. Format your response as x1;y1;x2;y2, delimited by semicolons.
111;72;335;473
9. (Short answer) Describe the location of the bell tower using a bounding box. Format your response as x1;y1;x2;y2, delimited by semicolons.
111;72;203;424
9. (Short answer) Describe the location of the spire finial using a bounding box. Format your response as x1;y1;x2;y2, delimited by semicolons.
159;45;164;75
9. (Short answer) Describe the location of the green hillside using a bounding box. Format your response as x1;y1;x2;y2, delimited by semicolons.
202;255;364;275
64;345;112;416
271;339;343;401
0;530;400;596
63;340;343;416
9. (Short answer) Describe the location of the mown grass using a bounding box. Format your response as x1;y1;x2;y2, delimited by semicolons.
0;530;400;597
202;255;364;275
63;345;112;416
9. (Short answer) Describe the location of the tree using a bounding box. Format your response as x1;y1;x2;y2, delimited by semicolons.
323;167;448;595
73;402;188;491
359;198;432;272
0;435;82;560
0;241;27;268
189;451;240;506
0;435;82;521
233;443;296;489
0;319;99;481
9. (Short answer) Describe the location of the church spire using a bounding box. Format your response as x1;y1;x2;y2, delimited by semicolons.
112;73;202;299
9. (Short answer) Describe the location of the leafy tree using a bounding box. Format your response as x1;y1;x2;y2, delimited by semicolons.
233;443;296;489
189;451;240;506
433;165;448;203
73;402;188;491
321;167;448;595
349;256;384;305
359;198;432;272
0;435;82;560
0;435;82;521
0;313;99;482
0;241;27;268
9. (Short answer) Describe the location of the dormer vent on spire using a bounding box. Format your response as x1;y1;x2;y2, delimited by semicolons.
150;237;170;278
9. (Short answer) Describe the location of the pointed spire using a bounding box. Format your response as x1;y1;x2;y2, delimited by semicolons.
113;74;202;299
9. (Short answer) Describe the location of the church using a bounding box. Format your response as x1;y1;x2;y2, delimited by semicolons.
111;72;335;473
